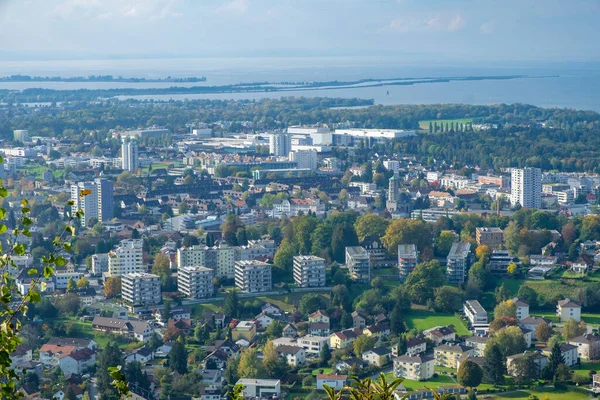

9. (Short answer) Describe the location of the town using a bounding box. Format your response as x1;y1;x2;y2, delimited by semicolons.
2;100;600;400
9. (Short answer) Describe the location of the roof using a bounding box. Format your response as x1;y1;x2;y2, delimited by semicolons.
429;326;456;337
135;347;154;357
394;354;434;364
365;346;391;356
334;328;361;340
397;244;418;258
519;316;551;326
91;316;150;334
317;374;347;380
310;322;330;330
236;379;280;386
558;298;581;308
512;297;529;307
448;242;471;259
12;344;31;356
569;333;600;345
309;310;329;318
543;343;578;353
466;336;489;344
458;357;485;367
64;347;95;361
345;246;368;257
40;344;76;356
276;345;303;355
406;336;427;347
436;344;473;353
365;323;390;333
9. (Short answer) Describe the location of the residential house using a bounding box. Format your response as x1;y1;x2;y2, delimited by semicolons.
316;375;347;391
363;323;391;340
308;310;330;325
568;333;600;361
513;298;530;320
201;369;224;388
434;344;474;368
362;347;392;368
39;344;77;368
276;345;306;367
507;352;548;378
58;348;96;375
351;311;367;330
254;312;276;330
557;298;582;322
310;322;330;336
335;357;365;373
329;328;362;349
297;335;329;356
518;316;552;332
404;336;427;356
232;321;257;341
393;355;435;381
542;343;578;367
11;345;32;368
155;341;174;358
203;350;229;370
236;379;280;399
465;336;489;357
425;326;456;345
91;317;153;342
282;324;298;338
124;347;155;364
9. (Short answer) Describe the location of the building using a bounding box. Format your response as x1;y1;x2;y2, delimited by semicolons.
488;250;516;275
403;336;427;356
293;255;326;288
518;316;552;332
58;348;96;375
236;379;280;399
510;167;542;209
269;133;292;156
91;254;109;276
121;137;139;172
329;328;361;349
463;300;488;325
362;347;392;368
297;335;328;356
70;178;114;226
557;298;582;322
397;244;418;283
289;149;317;170
234;260;272;293
434;344;474;369
178;266;214;299
568;333;600;361
108;239;144;277
91;317;153;342
425;326;456;345
465;336;488;357
475;227;504;249
316;375;347;391
446;242;471;284
542;343;578;367
121;273;162;308
332;128;416;146
514;298;530;320
123;128;170;139
13;129;30;143
393;355;434;381
345;246;370;283
507;352;547;378
54;271;83;290
276;345;306;367
95;178;114;222
387;174;400;211
478;175;510;188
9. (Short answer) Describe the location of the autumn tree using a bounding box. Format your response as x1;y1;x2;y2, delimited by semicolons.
354;214;390;241
76;276;89;289
104;277;121;298
535;323;553;343
493;299;517;320
237;348;265;379
381;218;432;254
404;261;445;304
562;318;586;340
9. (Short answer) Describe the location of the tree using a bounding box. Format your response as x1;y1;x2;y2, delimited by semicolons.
535;323;553;343
237;348;265;379
299;293;326;316
512;353;538;386
320;343;331;366
262;341;279;377
354;214;390;241
493;300;517;320
273;238;296;278
435;231;457;257
475;245;491;261
66;277;77;292
434;286;464;313
152;252;172;289
494;283;510;303
404;261;445;304
76;276;89;289
223;290;239;318
265;320;284;339
467;261;492;291
562;318;586;340
104;277;121;298
302;375;316;388
493;326;527;357
381;218;432;254
169;338;188;374
507;262;518;275
483;342;505;386
457;360;483;389
389;303;406;335
353;335;376;356
517;286;538;309
548;342;565;377
64;385;77;400
162;301;172;324
331;284;351;310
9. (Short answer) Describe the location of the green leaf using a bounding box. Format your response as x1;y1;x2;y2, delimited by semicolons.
0;188;7;198
55;257;66;267
43;266;54;279
0;225;6;235
21;207;30;214
66;225;76;236
30;291;41;303
27;268;37;275
22;229;31;238
22;218;31;227
0;209;5;220
67;200;75;206
63;243;72;251
13;244;25;256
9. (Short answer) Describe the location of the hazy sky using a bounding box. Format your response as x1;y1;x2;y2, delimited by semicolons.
0;0;598;61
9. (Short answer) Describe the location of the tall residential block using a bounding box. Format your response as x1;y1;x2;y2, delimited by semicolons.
13;130;29;143
397;244;419;283
108;239;144;277
177;244;236;279
289;150;317;170
235;260;272;293
293;255;326;288
70;178;114;227
510;167;541;209
269;133;292;156
95;178;114;222
122;137;139;172
121;273;162;307
345;246;370;283
446;242;471;284
178;266;214;299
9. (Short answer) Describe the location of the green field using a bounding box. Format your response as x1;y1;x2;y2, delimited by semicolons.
418;118;473;131
405;310;470;336
486;388;591;400
573;361;600;377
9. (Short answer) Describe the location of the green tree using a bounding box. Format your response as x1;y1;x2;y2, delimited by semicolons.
273;238;296;278
457;359;483;389
381;218;432;254
562;318;586;340
169;338;188;374
66;277;77;292
493;299;517;320
237;348;265;379
389;302;406;335
404;261;445;304
548;342;565;377
434;286;464;313
493;326;527;357
494;283;510;303
354;214;390;241
512;353;538;386
299;293;326;316
265;320;284;339
320;343;331;366
223;290;239;318
435;231;457;257
353;335;376;356
483;342;505;386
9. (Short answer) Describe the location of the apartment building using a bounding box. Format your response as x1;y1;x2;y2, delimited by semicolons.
434;344;474;369
178;266;214;299
393;355;434;381
345;246;370;283
397;244;418;283
176;244;236;278
108;239;144;277
234;260;272;293
475;227;504;249
121;273;162;308
511;167;542;209
293;255;326;288
463;300;488;325
446;242;471;284
557;298;582;322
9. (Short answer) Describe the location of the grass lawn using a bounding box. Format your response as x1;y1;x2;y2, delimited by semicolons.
486;388;591;400
387;374;456;391
372;268;398;277
573;361;600;377
256;292;330;313
190;302;224;319
434;366;456;374
405;310;470;336
418;118;473;131
311;367;332;376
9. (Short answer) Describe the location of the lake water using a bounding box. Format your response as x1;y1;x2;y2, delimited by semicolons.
0;56;599;111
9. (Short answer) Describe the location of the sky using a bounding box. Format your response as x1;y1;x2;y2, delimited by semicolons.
0;0;598;62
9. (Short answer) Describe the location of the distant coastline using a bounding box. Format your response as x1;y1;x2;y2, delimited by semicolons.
0;74;207;83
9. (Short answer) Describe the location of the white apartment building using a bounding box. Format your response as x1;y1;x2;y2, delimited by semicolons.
446;242;471;284
236;379;280;399
178;266;214;299
297;335;329;356
293;255;326;288
108;239;144;277
345;246;370;283
393;355;434;381
269;133;292;156
177;245;236;279
70;178;114;227
54;272;84;290
13;130;29;143
383;160;400;173
121;137;139;172
91;254;109;275
289;150;317;170
121;273;162;307
511;167;542;209
398;244;418;283
234;260;272;293
463;300;488;325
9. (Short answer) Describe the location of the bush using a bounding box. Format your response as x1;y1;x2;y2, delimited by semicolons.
302;375;316;388
572;374;591;385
